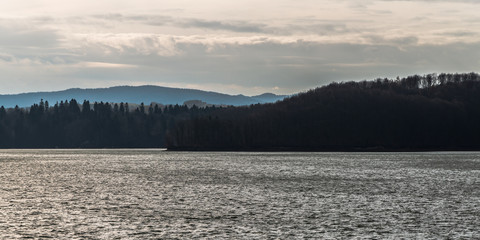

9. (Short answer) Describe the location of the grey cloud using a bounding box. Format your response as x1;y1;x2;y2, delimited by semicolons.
346;1;393;15
91;14;173;25
0;53;14;62
181;19;352;36
286;23;351;36
0;53;77;66
66;16;113;28
0;25;60;48
90;14;267;33
109;14;269;33
363;35;419;46
32;16;56;24
91;13;125;21
179;19;267;33
133;16;172;26
89;13;357;35
436;30;478;37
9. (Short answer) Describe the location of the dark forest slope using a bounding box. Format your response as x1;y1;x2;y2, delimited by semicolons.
166;73;480;151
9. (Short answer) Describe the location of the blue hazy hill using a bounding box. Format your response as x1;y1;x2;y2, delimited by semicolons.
0;85;286;108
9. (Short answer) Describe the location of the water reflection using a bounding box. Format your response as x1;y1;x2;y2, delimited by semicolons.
0;150;479;239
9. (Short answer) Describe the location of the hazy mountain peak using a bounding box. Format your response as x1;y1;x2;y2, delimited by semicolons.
0;85;286;108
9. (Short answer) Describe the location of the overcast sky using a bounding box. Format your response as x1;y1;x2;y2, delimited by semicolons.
0;0;478;95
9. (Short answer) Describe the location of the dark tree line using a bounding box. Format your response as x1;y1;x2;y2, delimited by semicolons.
1;72;479;150
0;99;208;148
167;73;480;151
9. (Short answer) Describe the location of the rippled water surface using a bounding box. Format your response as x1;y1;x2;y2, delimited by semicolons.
0;150;479;239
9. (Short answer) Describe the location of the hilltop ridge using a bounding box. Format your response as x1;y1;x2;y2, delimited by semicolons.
0;85;287;108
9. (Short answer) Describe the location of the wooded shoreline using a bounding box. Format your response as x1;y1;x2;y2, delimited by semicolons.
1;73;479;151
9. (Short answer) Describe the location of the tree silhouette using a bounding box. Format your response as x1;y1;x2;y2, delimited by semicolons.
0;72;479;150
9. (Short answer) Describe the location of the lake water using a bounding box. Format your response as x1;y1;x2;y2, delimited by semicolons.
0;150;479;239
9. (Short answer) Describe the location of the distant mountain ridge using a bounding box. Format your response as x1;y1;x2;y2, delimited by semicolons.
0;85;287;108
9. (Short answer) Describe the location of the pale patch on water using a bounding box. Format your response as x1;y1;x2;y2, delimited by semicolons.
0;150;479;239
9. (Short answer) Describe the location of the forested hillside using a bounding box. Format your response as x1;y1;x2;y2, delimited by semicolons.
0;73;479;150
167;73;480;151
